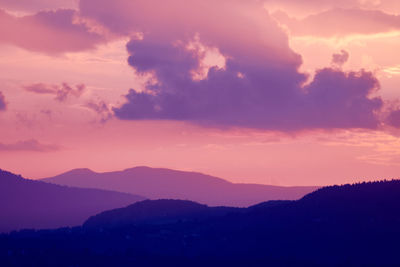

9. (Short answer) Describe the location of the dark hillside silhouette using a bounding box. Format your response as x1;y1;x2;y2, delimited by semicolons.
42;166;318;207
0;169;145;232
84;199;241;228
1;179;400;266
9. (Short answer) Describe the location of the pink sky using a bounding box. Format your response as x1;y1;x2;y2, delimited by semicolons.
0;0;400;186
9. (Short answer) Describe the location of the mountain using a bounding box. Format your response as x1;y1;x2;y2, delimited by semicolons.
42;166;318;207
84;199;241;228
1;180;399;266
0;169;145;232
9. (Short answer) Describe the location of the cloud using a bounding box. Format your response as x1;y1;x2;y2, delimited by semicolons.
0;0;78;13
0;139;61;152
0;91;6;111
114;68;383;130
332;50;349;67
24;83;58;94
77;0;385;131
85;100;113;123
24;83;85;102
40;109;53;119
273;8;400;37
0;8;106;54
55;83;85;102
264;0;400;16
387;109;400;128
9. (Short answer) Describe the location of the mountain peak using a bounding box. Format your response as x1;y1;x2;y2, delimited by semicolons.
63;168;96;175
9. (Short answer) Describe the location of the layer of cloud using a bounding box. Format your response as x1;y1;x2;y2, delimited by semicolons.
0;139;60;152
0;91;6;111
264;0;400;16
0;8;105;54
24;83;85;102
0;0;78;13
273;8;400;37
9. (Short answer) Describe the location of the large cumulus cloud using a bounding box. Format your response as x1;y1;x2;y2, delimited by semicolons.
114;64;382;130
76;0;387;131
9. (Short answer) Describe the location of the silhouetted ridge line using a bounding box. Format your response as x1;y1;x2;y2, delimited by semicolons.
0;169;145;232
42;166;319;207
0;169;24;180
84;199;241;228
301;179;400;202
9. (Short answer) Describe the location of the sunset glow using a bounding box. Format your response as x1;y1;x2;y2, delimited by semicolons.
1;0;400;185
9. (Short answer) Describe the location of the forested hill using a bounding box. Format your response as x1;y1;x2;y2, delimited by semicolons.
1;179;400;266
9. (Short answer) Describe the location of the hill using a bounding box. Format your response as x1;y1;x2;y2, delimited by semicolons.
1;179;399;266
0;169;145;232
84;199;241;228
42;166;318;207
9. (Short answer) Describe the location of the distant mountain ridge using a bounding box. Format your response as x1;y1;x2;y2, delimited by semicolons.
0;169;145;232
42;166;318;207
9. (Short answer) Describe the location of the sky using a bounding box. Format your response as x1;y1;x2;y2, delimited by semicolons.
0;0;400;186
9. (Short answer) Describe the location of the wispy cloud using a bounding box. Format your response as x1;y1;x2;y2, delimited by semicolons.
0;91;6;111
0;139;61;152
273;8;400;38
85;100;113;123
0;8;106;54
24;83;85;102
